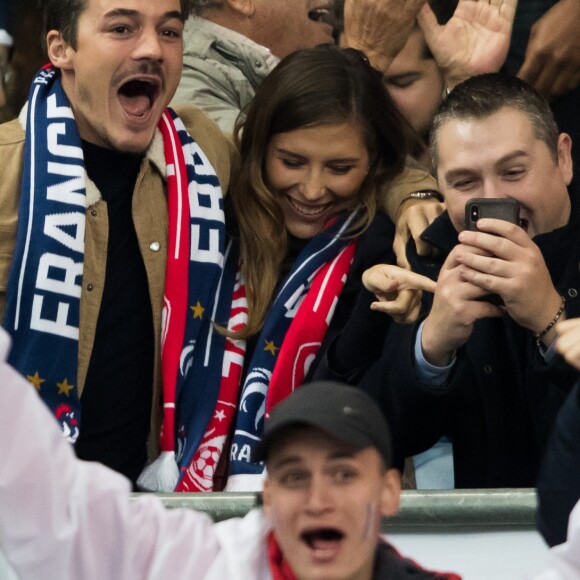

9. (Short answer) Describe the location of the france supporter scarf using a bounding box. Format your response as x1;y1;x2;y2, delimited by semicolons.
226;212;358;488
175;212;358;492
4;67;85;442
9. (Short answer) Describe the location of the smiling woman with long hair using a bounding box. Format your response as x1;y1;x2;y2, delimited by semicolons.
144;45;412;493
232;45;409;338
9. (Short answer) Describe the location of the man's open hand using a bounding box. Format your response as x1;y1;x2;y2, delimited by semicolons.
418;0;518;89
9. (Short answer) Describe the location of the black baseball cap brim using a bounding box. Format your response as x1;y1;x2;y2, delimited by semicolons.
252;381;392;468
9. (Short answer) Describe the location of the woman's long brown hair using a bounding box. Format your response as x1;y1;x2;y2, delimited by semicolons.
228;45;411;338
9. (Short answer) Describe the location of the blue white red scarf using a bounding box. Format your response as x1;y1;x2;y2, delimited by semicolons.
175;212;358;492
3;67;226;454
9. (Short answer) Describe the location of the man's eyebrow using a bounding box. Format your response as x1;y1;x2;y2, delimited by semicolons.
103;9;141;19
103;9;184;22
494;150;530;167
162;10;185;23
444;150;530;183
443;167;477;183
268;448;359;471
267;455;303;471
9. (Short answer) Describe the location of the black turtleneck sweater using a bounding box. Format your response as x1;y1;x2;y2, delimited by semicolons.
74;140;154;486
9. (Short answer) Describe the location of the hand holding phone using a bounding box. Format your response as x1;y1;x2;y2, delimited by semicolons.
463;198;521;305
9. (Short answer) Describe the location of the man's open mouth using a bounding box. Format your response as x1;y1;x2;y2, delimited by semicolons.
301;527;345;552
118;78;161;118
519;217;529;232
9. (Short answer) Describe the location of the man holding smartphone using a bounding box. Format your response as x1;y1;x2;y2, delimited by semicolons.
360;72;578;489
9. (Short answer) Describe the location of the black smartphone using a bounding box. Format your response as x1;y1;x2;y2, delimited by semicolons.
465;198;520;231
463;198;521;306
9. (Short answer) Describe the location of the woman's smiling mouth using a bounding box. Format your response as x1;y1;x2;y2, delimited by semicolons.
287;196;334;218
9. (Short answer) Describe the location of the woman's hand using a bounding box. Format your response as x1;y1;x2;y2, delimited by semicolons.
393;198;445;270
363;263;437;323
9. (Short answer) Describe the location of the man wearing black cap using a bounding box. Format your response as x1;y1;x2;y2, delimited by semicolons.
0;327;459;579
256;383;460;580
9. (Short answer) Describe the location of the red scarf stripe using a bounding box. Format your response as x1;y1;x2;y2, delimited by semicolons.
158;111;191;453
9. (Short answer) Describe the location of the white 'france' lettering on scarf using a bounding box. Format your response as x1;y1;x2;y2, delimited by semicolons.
169;114;224;268
230;443;252;462
184;144;224;267
30;96;84;340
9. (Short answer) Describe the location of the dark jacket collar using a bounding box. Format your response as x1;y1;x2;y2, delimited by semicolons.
373;540;459;579
419;211;458;256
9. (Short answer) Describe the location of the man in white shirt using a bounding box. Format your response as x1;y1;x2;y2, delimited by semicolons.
0;327;460;579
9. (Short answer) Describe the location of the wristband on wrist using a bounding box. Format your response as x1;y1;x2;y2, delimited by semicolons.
407;190;444;202
534;296;566;346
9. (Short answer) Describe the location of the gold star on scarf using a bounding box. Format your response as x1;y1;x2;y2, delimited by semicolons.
26;371;45;391
57;378;75;397
191;301;205;319
264;340;279;356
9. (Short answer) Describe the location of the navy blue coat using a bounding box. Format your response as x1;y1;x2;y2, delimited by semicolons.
360;181;580;488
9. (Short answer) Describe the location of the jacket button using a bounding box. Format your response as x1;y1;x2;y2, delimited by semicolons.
87;283;94;292
483;365;493;374
90;209;97;217
149;241;160;252
568;288;578;298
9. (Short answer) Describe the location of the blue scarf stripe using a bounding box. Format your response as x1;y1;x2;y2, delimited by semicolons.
4;69;85;442
174;238;237;470
13;83;43;331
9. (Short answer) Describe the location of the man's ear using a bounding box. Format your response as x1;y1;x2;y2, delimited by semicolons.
46;31;75;70
379;468;401;518
556;132;574;186
225;0;256;17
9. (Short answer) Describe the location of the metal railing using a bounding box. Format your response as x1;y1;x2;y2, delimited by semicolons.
133;488;538;531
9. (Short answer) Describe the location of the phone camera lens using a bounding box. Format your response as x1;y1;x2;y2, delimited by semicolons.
471;205;479;221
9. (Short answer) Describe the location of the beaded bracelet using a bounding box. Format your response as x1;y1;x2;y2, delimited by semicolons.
534;296;566;346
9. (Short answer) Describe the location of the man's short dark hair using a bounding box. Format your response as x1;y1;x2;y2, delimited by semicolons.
431;73;560;166
42;0;87;49
42;0;191;49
